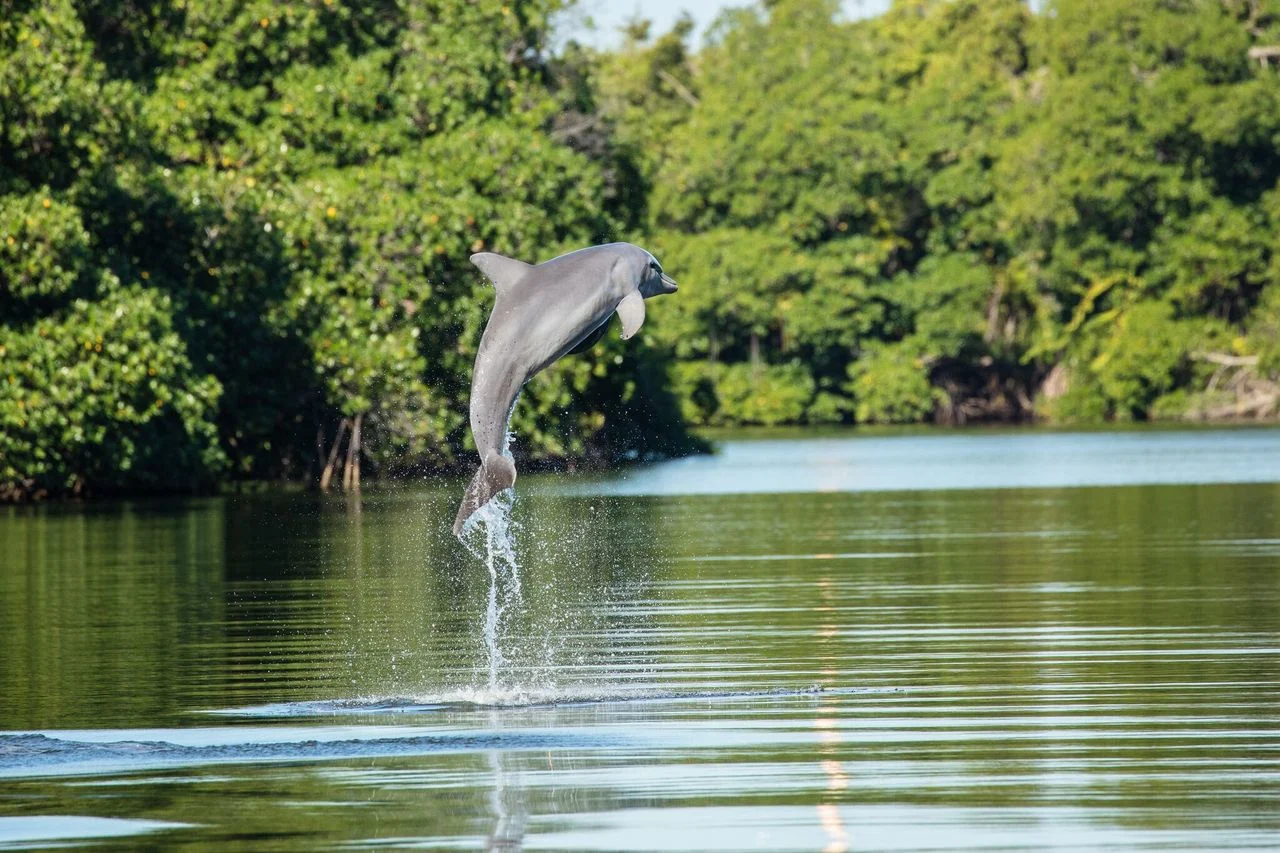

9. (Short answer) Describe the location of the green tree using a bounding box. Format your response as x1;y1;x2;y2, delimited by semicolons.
595;0;1279;427
1;0;699;501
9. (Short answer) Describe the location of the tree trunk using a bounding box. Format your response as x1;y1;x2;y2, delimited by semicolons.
346;413;363;492
342;429;354;492
314;423;326;482
320;418;349;492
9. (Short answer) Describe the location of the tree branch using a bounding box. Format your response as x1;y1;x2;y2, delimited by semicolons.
657;69;700;107
1191;351;1259;366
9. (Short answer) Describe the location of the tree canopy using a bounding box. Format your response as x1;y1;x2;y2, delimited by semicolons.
601;0;1280;427
3;0;1279;499
1;0;695;500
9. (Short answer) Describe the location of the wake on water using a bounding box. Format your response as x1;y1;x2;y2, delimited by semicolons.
210;685;866;718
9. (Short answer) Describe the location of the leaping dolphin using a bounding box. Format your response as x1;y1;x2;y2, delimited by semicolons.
453;242;679;536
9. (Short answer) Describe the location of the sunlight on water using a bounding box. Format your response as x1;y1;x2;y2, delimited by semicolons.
0;816;194;847
550;428;1280;497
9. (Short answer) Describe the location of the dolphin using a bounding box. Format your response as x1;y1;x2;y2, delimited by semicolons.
453;242;678;535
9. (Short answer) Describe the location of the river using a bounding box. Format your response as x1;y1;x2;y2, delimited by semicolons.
2;426;1278;850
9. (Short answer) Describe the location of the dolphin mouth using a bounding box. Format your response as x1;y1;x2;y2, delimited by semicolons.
660;273;678;293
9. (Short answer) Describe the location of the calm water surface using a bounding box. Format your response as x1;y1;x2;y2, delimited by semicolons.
2;427;1279;850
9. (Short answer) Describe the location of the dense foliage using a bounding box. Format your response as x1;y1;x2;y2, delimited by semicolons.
0;0;695;499
4;0;1280;499
599;0;1280;427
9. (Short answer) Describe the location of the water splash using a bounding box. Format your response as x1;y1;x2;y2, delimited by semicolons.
453;426;614;698
458;442;522;691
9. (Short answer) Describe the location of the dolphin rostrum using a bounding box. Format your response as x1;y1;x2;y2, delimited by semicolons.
453;242;679;535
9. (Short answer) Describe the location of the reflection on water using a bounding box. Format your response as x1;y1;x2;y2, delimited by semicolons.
1;428;1279;850
0;816;193;848
550;426;1280;496
487;745;526;852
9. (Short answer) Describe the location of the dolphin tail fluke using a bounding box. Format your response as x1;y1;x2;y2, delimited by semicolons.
453;454;517;536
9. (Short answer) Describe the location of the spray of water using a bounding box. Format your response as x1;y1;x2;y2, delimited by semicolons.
458;433;523;692
452;426;647;702
466;490;521;689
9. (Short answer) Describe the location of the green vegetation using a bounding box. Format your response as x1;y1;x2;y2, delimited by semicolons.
3;0;1280;499
600;0;1280;427
0;0;695;499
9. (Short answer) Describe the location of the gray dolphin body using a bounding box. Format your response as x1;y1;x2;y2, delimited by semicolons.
453;242;678;535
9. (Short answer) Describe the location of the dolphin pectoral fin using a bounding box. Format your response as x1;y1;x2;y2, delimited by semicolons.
453;454;518;536
470;252;531;295
616;290;646;340
568;321;609;355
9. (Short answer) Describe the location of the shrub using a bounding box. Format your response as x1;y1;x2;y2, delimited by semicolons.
846;347;942;424
0;284;225;499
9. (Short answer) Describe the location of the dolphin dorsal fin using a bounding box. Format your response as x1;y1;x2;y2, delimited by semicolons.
470;252;531;295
